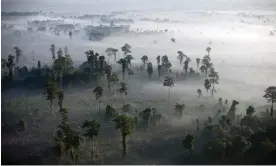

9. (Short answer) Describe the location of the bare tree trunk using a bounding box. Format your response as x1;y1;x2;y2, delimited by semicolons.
271;101;274;118
122;134;126;158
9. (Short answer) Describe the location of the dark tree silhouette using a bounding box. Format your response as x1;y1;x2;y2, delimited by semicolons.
183;134;194;160
125;54;134;69
197;89;202;98
177;51;186;66
14;46;22;64
204;79;211;93
44;79;58;115
163;76;174;102
93;86;103;114
196;58;201;70
156;55;161;65
206;47;211;56
147;62;153;80
141;55;148;68
82;120;100;160
113;115;135;158
50;44;56;61
121;43;131;55
263;86;276;118
175;103;185;118
117;58;127;79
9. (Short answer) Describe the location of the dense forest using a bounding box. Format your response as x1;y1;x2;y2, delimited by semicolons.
1;43;276;164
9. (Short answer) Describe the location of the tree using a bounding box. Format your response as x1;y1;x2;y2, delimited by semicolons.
157;65;162;79
246;105;255;116
121;43;131;55
105;105;118;121
69;31;72;39
93;86;103;114
171;38;176;43
85;50;98;70
98;55;106;76
44;79;58;115
263;86;276;118
81;120;100;160
37;60;41;70
209;68;219;97
184;58;191;75
156;55;161;65
117;58;127;79
58;91;64;112
147;62;153;80
175;103;185;118
206;47;212;56
183;134;194;160
163;76;174;102
141;55;148;68
202;55;211;77
7;55;15;78
53;50;66;90
177;51;186;66
197;89;202;98
105;48;119;62
105;65;112;92
125;54;134;69
50;44;56;61
118;82;128;104
113;114;135;158
196;58;201;70
14;46;22;64
64;47;74;75
140;108;153;129
204;79;211;93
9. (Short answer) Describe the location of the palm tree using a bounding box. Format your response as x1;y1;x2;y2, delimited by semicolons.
175;103;185;119
199;65;206;75
93;86;103;114
147;62;153;80
163;76;174;102
113;114;135;158
14;46;22;64
44;79;58;115
182;134;194;160
50;44;56;61
121;43;131;55
117;58;127;79
263;86;276;118
184;59;190;75
141;55;148;68
118;82;128;104
156;55;161;65
197;89;202;98
177;51;186;66
204;79;211;94
125;54;134;69
209;68;219;97
196;58;201;70
81;120;100;160
206;47;211;56
202;55;211;77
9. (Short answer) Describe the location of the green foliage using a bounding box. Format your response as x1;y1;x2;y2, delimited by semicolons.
44;79;59;113
82;120;100;139
105;105;118;120
113;114;135;136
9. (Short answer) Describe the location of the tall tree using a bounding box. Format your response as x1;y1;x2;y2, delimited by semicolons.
105;65;112;92
7;55;15;78
98;55;106;76
109;73;120;99
163;76;174;102
263;86;276;118
117;58;127;79
14;46;22;64
141;55;148;68
183;134;194;160
44;78;58;115
93;86;103;114
81;120;100;160
57;91;64;112
175;103;185;119
50;44;56;61
197;89;202;98
206;47;212;56
125;54;134;69
53;49;66;90
64;47;74;75
147;62;153;80
204;79;211;94
121;43;131;55
105;105;118;121
184;58;191;75
196;58;201;70
177;51;186;66
156;55;161;65
157;65;162;79
113;115;135;158
118;82;128;104
140;108;153;129
209;68;219;97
